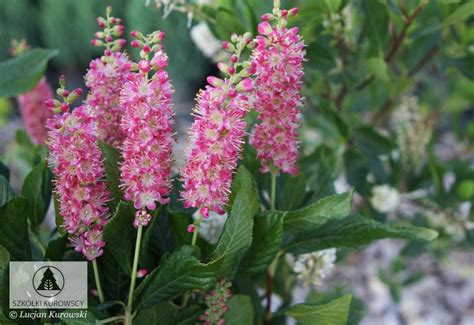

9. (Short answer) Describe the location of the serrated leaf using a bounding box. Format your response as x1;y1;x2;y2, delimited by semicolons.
361;0;389;53
0;197;31;260
239;211;285;275
278;294;352;325
277;173;306;210
21;161;52;226
135;246;216;310
0;176;15;207
223;295;254;325
284;214;438;254
99;141;123;210
0;48;58;97
134;302;178;324
103;202;135;275
284;192;353;235
229;165;260;216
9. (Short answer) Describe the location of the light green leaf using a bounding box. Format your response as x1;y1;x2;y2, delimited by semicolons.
277;173;306;210
103;202;135;275
0;48;58;97
324;0;342;12
283;192;353;235
223;295;254;325
239;211;285;275
0;197;31;260
284;214;438;254
99;141;123;210
278;294;352;325
0;175;15;207
367;57;389;82
21;161;52;226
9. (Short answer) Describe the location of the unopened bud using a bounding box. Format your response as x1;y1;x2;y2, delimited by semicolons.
288;7;299;17
258;22;273;35
207;76;224;87
217;62;229;74
236;78;253;92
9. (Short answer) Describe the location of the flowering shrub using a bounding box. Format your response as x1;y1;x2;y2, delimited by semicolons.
1;0;473;324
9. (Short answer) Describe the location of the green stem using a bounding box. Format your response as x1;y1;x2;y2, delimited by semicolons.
92;259;105;304
191;211;203;246
270;170;277;211
127;224;143;311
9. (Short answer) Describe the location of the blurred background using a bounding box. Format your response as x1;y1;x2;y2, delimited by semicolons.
0;0;473;324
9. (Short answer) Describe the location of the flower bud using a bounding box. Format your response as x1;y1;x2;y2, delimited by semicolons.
230;33;239;43
261;13;274;21
258;22;273;35
243;32;253;44
131;40;140;48
137;269;148;278
217;62;229;74
187;224;195;233
95;32;104;39
60;102;69;113
138;60;151;73
236;78;253;92
207;76;224;87
288;7;299;17
230;55;238;63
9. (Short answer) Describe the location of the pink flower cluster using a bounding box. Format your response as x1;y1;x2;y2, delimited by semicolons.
181;34;254;217
249;8;305;175
86;9;132;146
47;99;110;260
17;77;54;144
120;31;175;215
85;51;132;146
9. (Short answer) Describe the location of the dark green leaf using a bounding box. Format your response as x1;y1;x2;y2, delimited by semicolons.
99;141;123;210
134;302;178;324
0;48;58;97
278;294;352;325
215;10;246;40
0;197;31;260
239;211;285;275
0;176;15;207
0;162;9;181
176;305;203;325
229;165;260;216
277;173;306;211
103;202;135;275
360;0;389;53
223;295;254;325
284;214;438;254
135;246;215;310
284;191;353;235
21;161;52;226
44;235;69;261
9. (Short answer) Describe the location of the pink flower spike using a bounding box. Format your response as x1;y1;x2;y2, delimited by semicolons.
17;77;54;144
258;22;273;35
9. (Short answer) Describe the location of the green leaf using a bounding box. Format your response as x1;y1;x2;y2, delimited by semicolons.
21;161;52;226
0;176;15;207
443;1;474;27
367;57;389;82
277;173;306;210
215;10;246;39
324;0;342;12
60;308;102;324
284;214;438;254
229;165;260;216
223;295;254;325
134;302;178;324
0;197;31;260
239;211;285;275
0;162;9;181
284;192;353;235
278;294;352;325
135;246;215;310
176;305;203;325
361;0;389;53
210;186;256;276
99;141;123;210
0;48;58;97
44;235;69;261
103;202;135;275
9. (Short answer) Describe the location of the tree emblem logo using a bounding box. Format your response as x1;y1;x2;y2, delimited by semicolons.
32;266;65;298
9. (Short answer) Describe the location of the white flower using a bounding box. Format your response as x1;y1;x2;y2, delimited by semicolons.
286;249;337;287
193;211;227;244
334;174;350;194
190;22;222;59
370;185;400;213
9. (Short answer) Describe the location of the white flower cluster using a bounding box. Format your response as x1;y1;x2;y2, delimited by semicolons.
287;249;337;287
190;22;226;61
370;185;401;214
392;95;433;169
